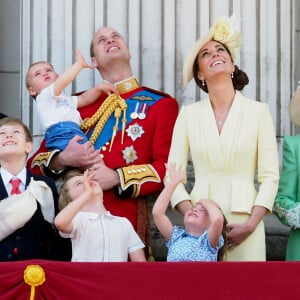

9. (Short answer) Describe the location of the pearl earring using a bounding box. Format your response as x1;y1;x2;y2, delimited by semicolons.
201;80;205;86
231;72;234;79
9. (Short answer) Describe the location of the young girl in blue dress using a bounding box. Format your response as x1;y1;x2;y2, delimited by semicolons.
152;163;227;261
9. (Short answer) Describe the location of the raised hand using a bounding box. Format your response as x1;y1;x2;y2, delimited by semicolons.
75;49;95;70
166;162;186;185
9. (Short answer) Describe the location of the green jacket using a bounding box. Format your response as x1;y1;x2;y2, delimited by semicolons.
274;135;300;260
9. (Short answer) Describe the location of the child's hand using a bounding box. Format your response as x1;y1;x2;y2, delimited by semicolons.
197;198;221;210
75;49;95;70
82;170;102;197
82;169;94;195
166;162;186;185
97;82;119;96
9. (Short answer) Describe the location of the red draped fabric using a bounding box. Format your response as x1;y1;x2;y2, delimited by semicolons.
0;260;298;299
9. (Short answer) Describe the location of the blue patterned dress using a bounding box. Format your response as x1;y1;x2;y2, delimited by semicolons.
166;226;224;261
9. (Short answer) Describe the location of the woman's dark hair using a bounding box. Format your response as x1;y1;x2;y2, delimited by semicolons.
192;41;249;93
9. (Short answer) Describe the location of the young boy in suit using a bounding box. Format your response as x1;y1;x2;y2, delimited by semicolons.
0;117;70;261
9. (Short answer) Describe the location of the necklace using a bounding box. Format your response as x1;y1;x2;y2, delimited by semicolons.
214;111;229;129
213;103;232;130
217;120;223;128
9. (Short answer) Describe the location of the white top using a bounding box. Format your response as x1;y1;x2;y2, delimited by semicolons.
60;211;145;262
0;166;26;194
36;83;81;131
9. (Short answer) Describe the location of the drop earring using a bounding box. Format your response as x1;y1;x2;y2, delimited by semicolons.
231;72;234;79
201;80;205;86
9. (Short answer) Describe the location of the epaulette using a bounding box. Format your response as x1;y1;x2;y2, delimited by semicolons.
142;86;173;99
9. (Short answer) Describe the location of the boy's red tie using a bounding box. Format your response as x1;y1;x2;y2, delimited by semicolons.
10;178;21;195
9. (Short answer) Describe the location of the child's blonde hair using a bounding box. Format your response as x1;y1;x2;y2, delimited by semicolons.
25;61;54;89
58;169;84;210
0;117;33;143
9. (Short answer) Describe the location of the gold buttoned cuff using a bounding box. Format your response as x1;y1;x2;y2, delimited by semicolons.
116;164;160;197
31;149;64;176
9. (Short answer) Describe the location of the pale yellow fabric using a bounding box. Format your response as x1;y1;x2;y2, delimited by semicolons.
224;214;266;261
167;91;279;261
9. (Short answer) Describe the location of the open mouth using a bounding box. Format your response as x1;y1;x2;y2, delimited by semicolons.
107;46;120;53
3;141;17;146
211;60;224;67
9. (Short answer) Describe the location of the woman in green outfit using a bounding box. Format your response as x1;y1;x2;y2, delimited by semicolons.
273;88;300;261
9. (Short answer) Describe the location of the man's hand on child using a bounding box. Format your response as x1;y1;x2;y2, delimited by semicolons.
61;136;102;169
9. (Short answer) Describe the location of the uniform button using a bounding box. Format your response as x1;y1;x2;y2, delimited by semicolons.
13;248;18;256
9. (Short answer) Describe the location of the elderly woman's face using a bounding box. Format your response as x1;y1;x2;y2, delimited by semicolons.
196;40;234;81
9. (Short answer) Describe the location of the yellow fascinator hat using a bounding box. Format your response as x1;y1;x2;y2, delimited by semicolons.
183;14;242;86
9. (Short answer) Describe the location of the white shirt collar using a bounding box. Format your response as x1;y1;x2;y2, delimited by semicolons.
78;210;114;220
0;167;27;192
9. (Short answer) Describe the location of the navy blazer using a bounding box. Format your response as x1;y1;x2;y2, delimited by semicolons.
0;169;70;261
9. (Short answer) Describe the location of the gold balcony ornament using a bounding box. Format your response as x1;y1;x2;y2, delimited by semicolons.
24;265;46;300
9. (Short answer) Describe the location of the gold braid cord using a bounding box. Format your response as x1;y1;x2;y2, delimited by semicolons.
109;107;121;152
119;99;127;144
80;94;127;147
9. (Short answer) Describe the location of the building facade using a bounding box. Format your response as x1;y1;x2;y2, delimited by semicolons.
0;0;298;154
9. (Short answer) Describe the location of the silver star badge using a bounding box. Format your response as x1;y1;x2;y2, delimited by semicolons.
126;123;144;141
122;145;138;164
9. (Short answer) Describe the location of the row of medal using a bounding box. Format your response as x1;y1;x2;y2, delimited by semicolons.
123;103;150;163
130;103;148;120
100;102;150;163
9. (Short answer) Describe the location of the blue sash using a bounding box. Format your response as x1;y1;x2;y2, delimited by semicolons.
89;89;163;149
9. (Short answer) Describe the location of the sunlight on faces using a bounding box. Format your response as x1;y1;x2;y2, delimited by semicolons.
91;27;131;68
197;40;235;82
66;175;86;201
27;63;58;96
66;175;103;203
0;124;32;158
184;202;210;230
183;14;241;85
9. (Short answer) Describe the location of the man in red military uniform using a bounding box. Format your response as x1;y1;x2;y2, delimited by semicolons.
28;27;179;255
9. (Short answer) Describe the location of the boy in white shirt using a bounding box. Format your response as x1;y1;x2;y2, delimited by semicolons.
55;169;146;262
26;49;118;151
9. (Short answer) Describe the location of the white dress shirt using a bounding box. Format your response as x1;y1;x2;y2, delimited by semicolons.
0;167;26;195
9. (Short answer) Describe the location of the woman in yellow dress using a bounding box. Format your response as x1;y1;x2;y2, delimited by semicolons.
166;15;279;261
